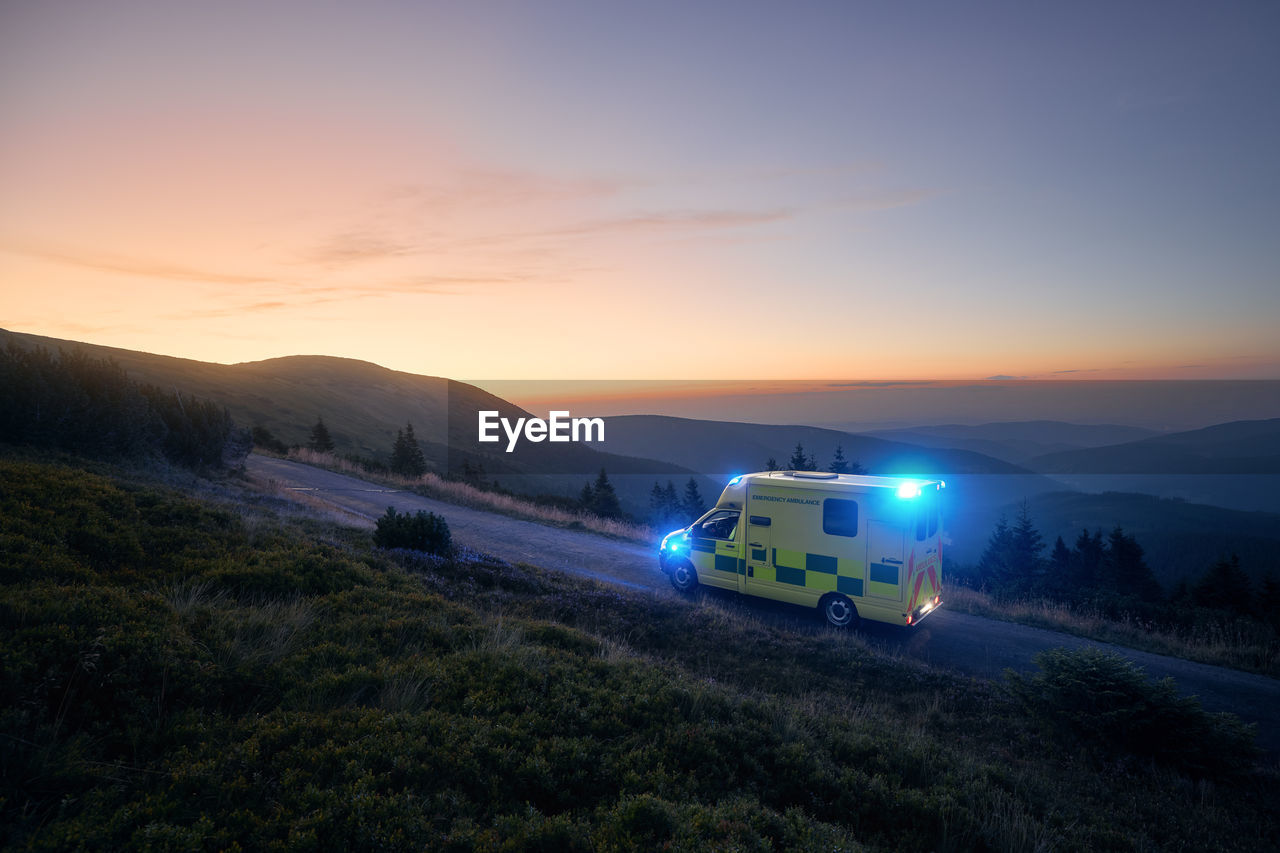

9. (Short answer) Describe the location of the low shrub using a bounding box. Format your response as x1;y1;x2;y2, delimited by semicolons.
1006;647;1259;776
372;506;451;555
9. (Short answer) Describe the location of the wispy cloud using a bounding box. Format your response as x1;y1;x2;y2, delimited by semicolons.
4;240;273;285
545;207;791;238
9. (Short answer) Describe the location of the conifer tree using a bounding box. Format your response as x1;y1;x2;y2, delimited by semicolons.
308;418;335;453
764;457;779;471
1192;554;1251;614
1047;535;1072;598
390;421;427;477
649;480;684;530
1009;502;1046;596
788;442;809;470
589;468;622;519
682;477;707;522
1103;526;1160;601
829;445;849;474
976;514;1014;595
1068;528;1105;594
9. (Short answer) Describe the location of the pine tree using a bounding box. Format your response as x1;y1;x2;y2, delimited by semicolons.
579;481;595;509
649;480;684;530
662;481;680;523
829;445;848;474
764;457;779;471
1260;572;1280;628
1009;502;1046;597
589;468;622;519
1068;528;1105;595
1192;554;1251;615
788;442;809;470
682;477;706;522
976;514;1014;596
1103;526;1160;601
1047;535;1072;598
308;418;335;453
390;421;427;477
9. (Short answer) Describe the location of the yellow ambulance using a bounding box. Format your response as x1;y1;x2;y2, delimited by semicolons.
658;471;944;628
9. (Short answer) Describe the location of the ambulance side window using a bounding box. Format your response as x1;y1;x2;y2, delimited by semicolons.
823;499;859;537
697;510;739;541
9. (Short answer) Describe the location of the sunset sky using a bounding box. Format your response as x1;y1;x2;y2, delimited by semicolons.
3;1;1278;381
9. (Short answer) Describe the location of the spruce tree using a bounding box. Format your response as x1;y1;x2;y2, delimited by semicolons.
308;418;335;453
1047;535;1072;598
682;477;707;522
649;480;684;530
829;445;849;474
390;421;427;477
662;481;680;524
589;468;622;519
1192;554;1251;615
976;514;1014;596
1104;526;1160;601
788;442;809;470
1069;528;1105;595
764;457;779;471
1009;502;1046;597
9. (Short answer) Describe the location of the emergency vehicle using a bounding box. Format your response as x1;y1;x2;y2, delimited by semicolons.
658;471;944;628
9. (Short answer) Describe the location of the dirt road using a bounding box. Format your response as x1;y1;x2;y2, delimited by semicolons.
247;454;1280;757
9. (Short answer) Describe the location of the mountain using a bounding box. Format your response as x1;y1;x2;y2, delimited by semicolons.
599;414;1039;477
0;329;703;511
1027;419;1280;474
861;421;1160;464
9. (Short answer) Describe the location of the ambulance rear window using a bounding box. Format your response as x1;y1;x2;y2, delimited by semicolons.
823;499;859;537
915;493;939;541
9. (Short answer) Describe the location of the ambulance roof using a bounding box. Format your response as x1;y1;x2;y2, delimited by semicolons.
742;471;944;492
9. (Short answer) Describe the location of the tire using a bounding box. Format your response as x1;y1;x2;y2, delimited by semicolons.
669;560;699;594
821;593;859;629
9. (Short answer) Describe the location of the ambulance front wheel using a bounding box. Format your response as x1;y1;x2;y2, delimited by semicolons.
821;593;859;629
669;561;699;594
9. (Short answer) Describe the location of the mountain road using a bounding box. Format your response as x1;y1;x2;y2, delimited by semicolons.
246;454;1280;758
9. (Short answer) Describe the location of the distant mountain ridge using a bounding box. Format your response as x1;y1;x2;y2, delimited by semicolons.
862;421;1160;464
599;414;1039;478
0;329;698;494
1027;419;1280;474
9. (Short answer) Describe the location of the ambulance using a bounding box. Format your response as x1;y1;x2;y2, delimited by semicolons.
658;471;944;628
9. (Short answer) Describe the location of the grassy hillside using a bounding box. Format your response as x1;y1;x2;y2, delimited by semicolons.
0;328;703;512
1;454;1275;850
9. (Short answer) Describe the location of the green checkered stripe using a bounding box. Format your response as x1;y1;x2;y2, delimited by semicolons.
770;548;867;597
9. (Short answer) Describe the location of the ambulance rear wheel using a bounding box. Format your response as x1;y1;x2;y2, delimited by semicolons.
669;561;699;594
821;593;859;629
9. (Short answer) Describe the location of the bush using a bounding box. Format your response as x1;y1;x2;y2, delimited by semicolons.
372;506;451;555
1006;647;1259;776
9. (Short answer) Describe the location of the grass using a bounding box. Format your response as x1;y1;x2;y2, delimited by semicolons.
283;447;658;543
6;452;1275;850
945;585;1280;678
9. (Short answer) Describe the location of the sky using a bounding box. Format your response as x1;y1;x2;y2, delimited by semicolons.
2;0;1279;382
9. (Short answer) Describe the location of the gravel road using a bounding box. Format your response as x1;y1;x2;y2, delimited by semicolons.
247;454;1280;758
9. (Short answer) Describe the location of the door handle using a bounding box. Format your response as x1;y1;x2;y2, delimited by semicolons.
749;542;763;547
882;557;903;564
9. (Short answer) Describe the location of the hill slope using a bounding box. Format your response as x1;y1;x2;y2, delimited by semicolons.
863;420;1160;464
0;329;701;509
1028;419;1280;474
